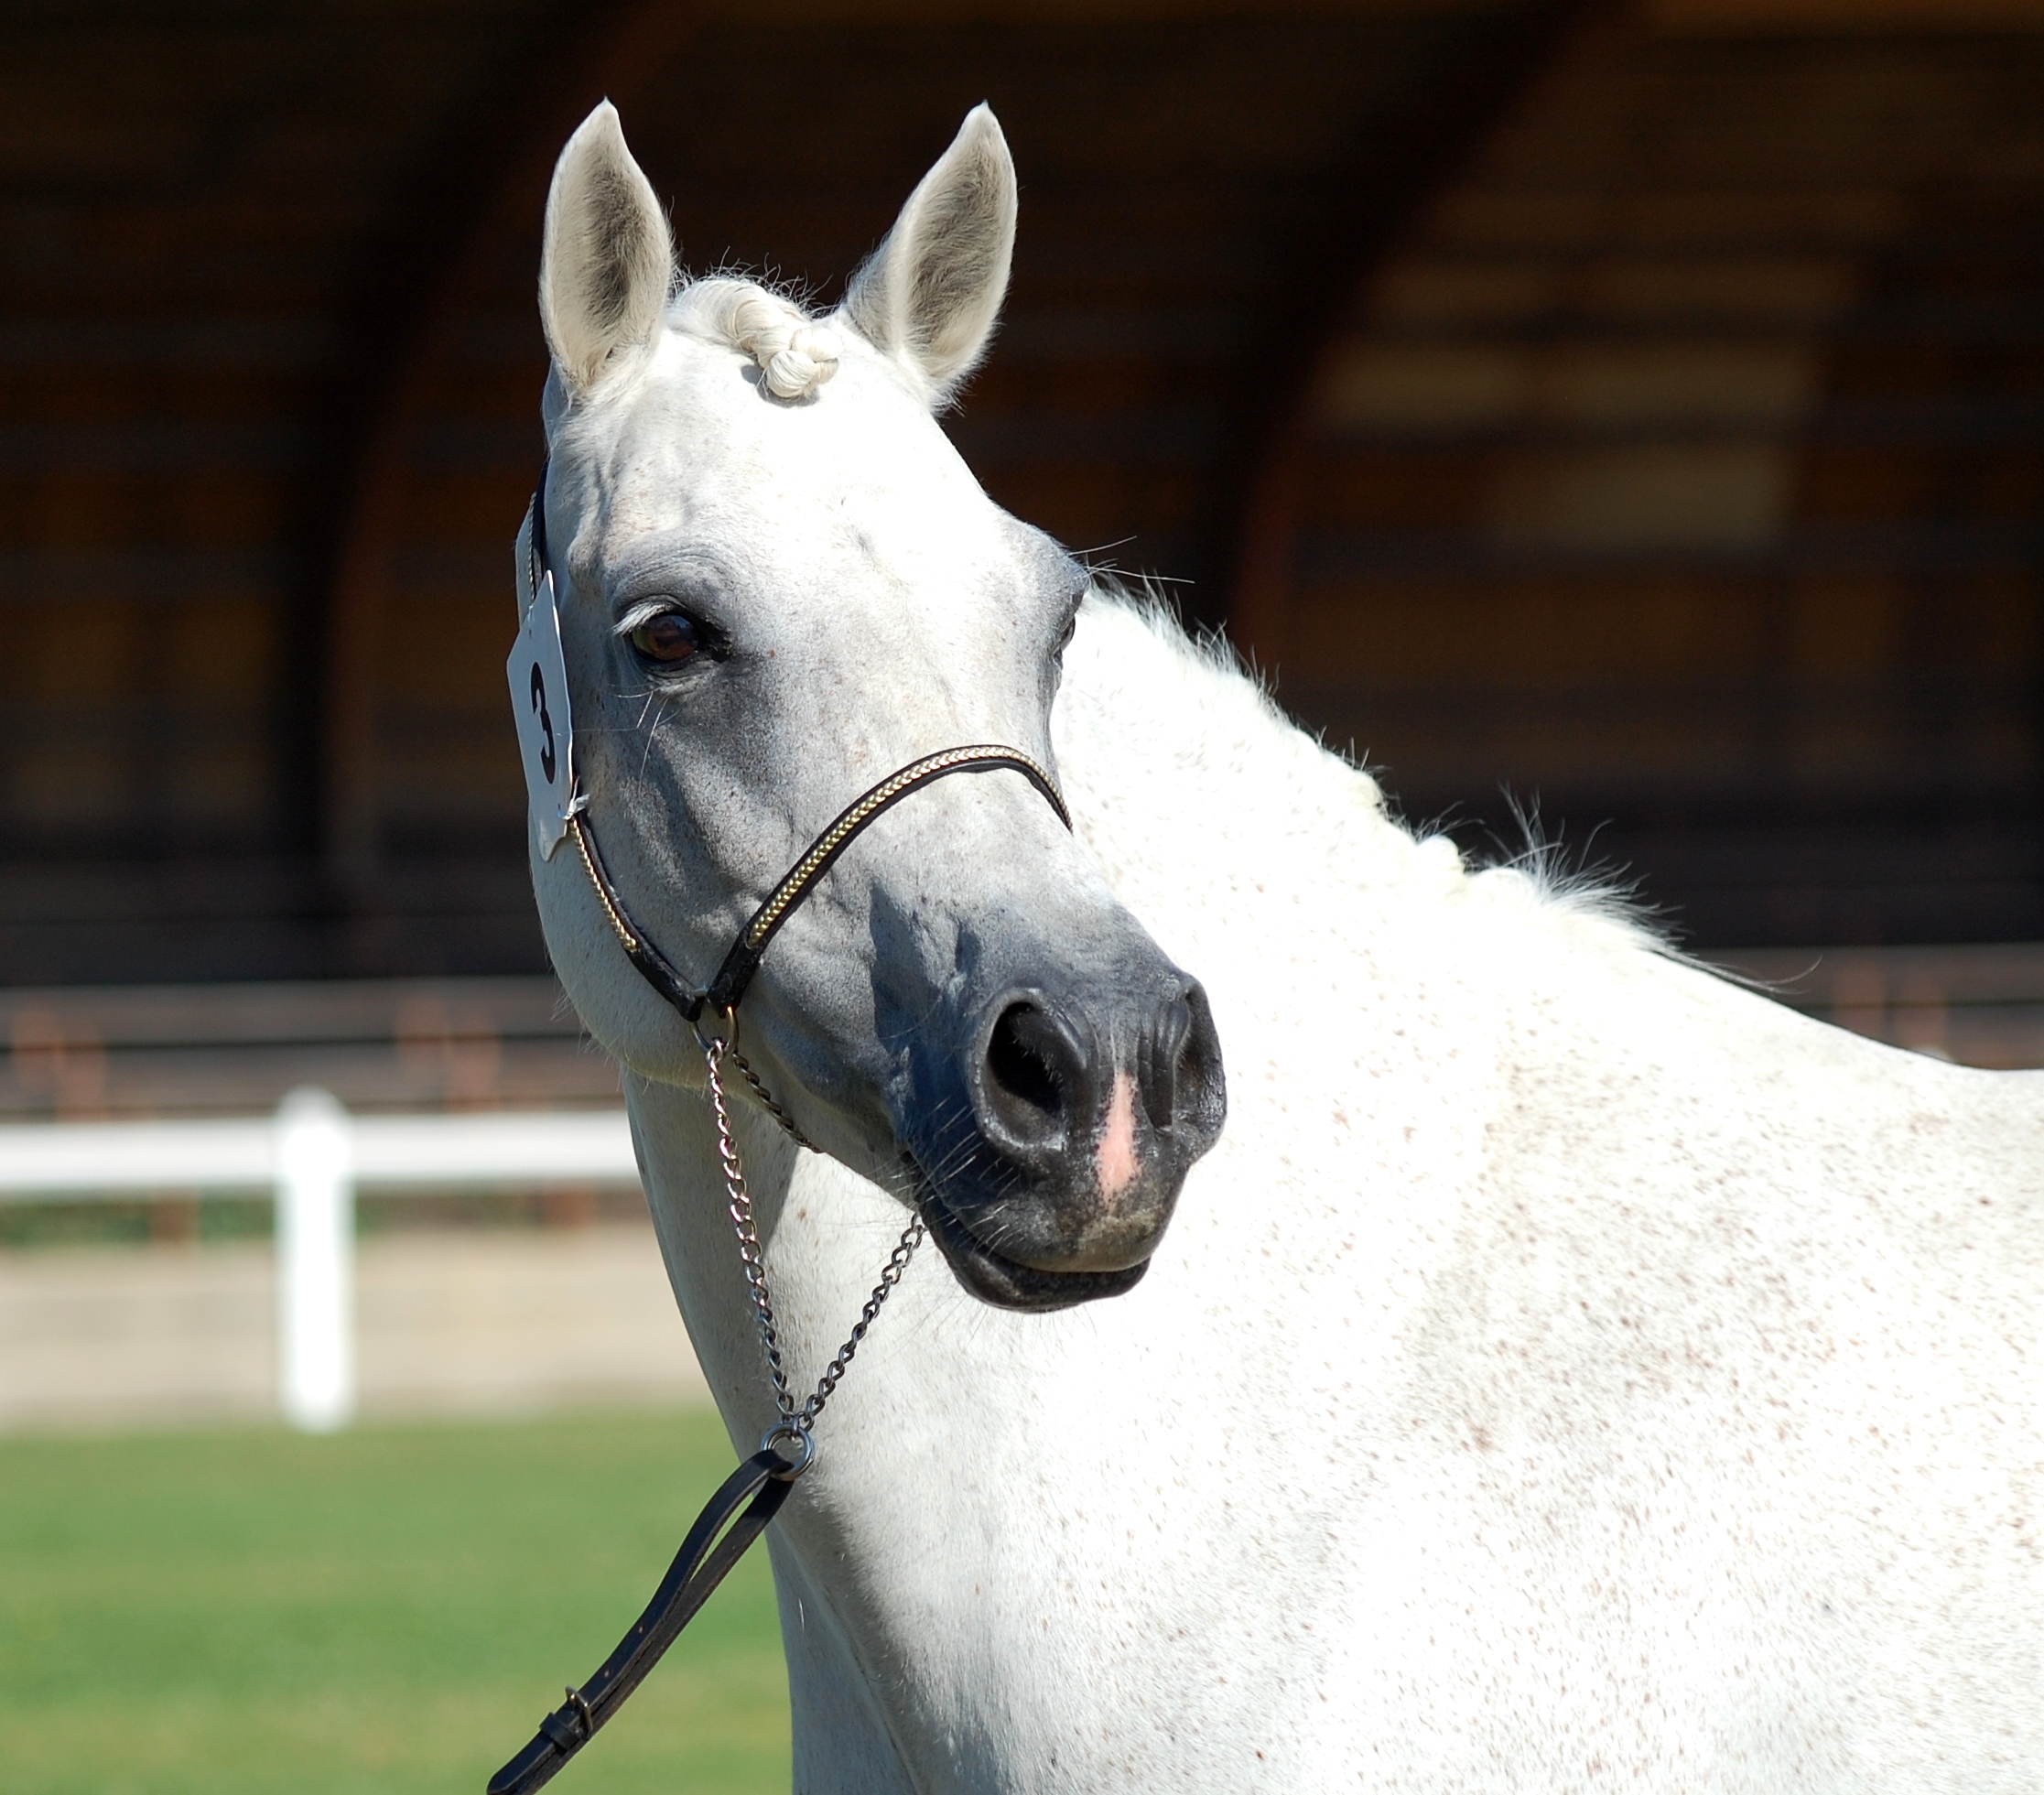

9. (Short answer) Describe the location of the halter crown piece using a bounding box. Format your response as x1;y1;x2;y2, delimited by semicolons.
489;469;1072;1795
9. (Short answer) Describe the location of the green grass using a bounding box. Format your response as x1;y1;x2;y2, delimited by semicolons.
0;1410;791;1794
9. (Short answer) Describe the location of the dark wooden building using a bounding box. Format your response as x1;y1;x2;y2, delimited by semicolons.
3;0;2041;986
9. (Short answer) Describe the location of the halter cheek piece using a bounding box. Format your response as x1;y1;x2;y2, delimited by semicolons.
526;464;1069;1033
490;471;1071;1795
569;741;1070;1031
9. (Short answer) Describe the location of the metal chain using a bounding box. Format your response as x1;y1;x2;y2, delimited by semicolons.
725;1043;815;1151
702;1034;924;1441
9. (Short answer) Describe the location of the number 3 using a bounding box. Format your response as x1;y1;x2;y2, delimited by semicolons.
529;663;557;784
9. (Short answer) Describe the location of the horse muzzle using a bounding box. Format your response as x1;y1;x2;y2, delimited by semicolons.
912;975;1226;1312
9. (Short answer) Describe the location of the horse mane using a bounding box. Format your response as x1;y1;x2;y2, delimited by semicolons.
1479;820;1681;957
668;276;840;400
1076;579;1676;959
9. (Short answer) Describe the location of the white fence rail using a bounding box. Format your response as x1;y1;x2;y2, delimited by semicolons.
0;1091;639;1432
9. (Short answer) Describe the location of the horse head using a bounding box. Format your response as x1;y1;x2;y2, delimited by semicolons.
522;102;1225;1313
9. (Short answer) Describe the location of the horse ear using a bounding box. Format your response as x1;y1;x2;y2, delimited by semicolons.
843;103;1016;408
540;102;673;398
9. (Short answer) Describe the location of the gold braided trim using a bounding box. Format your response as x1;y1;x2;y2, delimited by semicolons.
570;815;641;955
742;747;1060;950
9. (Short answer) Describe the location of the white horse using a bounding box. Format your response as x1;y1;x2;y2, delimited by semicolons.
518;102;2043;1791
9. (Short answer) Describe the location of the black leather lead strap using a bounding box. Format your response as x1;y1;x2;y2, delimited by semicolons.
488;1448;799;1795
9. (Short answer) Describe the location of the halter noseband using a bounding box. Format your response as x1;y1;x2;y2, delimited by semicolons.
525;467;1072;1031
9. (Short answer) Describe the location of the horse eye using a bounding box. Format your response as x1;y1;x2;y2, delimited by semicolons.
631;611;701;665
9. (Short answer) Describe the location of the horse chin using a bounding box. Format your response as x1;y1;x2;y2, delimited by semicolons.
917;1183;1152;1313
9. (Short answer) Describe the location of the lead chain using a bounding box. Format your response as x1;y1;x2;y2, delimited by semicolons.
726;1043;815;1151
702;1035;925;1439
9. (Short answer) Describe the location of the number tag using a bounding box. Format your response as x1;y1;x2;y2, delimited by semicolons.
506;567;579;860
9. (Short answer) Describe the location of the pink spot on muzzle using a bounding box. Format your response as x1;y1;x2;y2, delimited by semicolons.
1095;1071;1141;1201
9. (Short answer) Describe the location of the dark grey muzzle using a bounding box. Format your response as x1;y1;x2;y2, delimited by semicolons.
911;968;1226;1310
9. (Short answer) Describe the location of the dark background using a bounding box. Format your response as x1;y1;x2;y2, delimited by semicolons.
4;0;2041;985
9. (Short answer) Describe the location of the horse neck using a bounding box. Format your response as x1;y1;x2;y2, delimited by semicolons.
1053;596;1469;966
633;596;1508;1430
624;598;1677;1790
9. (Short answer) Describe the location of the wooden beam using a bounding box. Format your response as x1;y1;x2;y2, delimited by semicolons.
314;1;709;901
1223;1;1610;665
1649;0;2044;29
735;0;1510;16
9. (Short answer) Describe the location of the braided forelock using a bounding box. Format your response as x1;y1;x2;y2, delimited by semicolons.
670;277;840;401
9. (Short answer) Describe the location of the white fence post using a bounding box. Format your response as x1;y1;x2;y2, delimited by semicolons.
274;1087;354;1433
0;1100;641;1431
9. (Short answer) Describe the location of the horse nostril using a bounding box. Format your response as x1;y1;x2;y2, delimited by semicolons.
1142;996;1192;1123
979;998;1087;1154
989;1003;1062;1119
1159;981;1226;1141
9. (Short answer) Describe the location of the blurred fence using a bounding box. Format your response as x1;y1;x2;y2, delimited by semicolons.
1708;944;2044;1069
0;1092;712;1433
2;955;2037;1434
0;977;618;1121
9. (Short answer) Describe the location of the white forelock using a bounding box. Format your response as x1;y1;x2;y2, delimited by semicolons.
668;276;839;401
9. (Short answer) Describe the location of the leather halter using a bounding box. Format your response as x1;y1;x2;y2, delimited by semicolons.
492;473;1071;1795
526;468;1071;1031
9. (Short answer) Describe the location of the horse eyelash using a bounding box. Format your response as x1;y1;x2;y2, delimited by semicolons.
612;599;685;636
612;597;732;663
